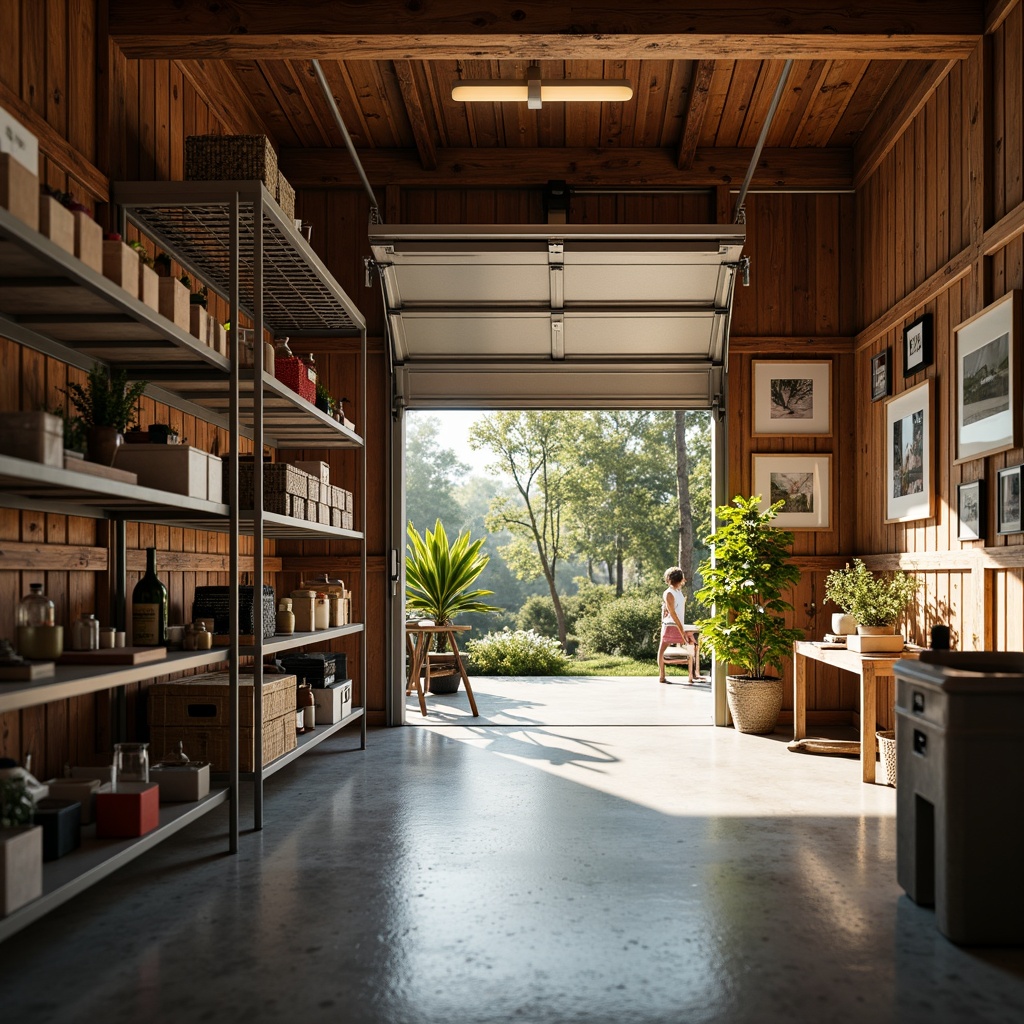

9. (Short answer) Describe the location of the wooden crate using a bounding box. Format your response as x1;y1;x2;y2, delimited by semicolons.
148;672;297;773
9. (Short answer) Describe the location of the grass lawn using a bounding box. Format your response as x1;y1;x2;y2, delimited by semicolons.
564;654;705;678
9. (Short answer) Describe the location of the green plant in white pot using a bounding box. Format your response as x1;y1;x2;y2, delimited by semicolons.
695;495;803;734
824;559;919;650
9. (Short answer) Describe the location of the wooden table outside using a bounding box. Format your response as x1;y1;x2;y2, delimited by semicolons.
405;623;479;717
793;641;921;784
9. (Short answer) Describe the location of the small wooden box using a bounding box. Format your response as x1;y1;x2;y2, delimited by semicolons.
0;826;43;915
74;210;102;272
102;240;140;299
139;263;159;312
0;411;63;467
44;778;104;825
189;303;208;344
34;798;81;861
159;276;190;331
0;153;38;230
38;195;75;255
96;783;160;839
114;444;222;501
149;763;210;802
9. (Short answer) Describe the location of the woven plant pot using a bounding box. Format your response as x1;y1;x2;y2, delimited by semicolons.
877;730;897;787
726;675;783;734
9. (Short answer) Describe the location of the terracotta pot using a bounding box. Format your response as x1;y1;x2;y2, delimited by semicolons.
86;425;123;466
725;675;783;734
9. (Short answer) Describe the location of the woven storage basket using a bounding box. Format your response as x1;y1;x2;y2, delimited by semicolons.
276;171;296;221
275;356;316;404
230;459;310;509
877;729;897;787
185;135;278;191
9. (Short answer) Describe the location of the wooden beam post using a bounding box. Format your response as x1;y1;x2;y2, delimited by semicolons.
677;59;714;170
393;61;438;171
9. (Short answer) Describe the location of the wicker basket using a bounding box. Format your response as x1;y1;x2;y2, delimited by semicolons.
275;357;316;404
877;729;897;787
185;135;279;191
276;171;296;221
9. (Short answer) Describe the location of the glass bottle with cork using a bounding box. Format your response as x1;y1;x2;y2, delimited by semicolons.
132;547;168;646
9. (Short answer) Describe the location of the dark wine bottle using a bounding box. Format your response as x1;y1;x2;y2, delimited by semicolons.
132;547;168;646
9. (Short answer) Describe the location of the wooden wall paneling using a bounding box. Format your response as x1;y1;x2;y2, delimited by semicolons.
68;0;96;165
45;0;68;142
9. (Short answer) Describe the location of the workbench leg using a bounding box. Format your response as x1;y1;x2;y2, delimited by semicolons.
794;647;807;740
407;633;428;717
861;663;877;784
448;631;479;717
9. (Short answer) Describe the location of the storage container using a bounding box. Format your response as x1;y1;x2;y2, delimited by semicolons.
0;411;63;468
274;357;316;404
312;680;352;724
185;134;278;191
73;210;102;272
149;763;211;802
33;798;81;861
113;444;222;502
0;152;38;230
38;195;75;255
294;460;331;487
0;826;43;916
102;240;140;298
148;672;297;773
95;783;159;838
277;652;336;688
276;171;296;220
191;584;276;639
158;276;190;331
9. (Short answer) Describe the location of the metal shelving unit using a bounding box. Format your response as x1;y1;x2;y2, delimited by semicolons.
116;180;369;831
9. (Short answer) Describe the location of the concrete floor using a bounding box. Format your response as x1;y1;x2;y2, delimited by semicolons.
3;675;1023;1024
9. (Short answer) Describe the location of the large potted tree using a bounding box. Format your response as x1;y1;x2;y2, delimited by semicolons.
405;519;500;693
696;495;803;734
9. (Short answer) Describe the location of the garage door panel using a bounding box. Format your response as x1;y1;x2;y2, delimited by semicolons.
393;312;552;358
562;312;719;358
382;263;551;307
561;264;726;305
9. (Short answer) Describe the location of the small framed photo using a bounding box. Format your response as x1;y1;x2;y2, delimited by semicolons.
997;466;1023;535
955;291;1022;463
957;479;984;542
885;379;933;523
752;453;831;530
871;348;892;401
752;360;831;436
903;313;933;377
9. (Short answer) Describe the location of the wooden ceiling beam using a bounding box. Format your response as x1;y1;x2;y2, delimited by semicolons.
281;146;853;190
109;1;981;61
853;59;957;187
176;59;274;139
393;61;438;170
676;60;715;170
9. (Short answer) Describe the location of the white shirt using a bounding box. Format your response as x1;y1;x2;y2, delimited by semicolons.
662;587;686;625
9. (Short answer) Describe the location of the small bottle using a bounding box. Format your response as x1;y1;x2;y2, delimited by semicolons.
192;621;213;650
276;598;295;635
132;548;168;646
72;613;101;651
314;593;329;630
298;684;316;732
17;583;62;660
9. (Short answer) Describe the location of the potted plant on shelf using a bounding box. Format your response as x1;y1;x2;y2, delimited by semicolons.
824;559;919;651
405;519;500;694
695;495;804;734
60;366;148;466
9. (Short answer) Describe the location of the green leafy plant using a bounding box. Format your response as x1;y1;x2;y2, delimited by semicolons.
824;559;919;628
59;366;148;433
406;519;500;626
190;285;208;308
695;495;803;679
315;379;335;415
0;777;34;827
154;251;172;275
466;628;572;675
128;239;154;268
575;593;660;660
47;405;86;453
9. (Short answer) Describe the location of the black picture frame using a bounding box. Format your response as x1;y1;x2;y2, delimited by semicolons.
997;465;1023;535
871;348;892;402
957;479;984;542
903;313;934;377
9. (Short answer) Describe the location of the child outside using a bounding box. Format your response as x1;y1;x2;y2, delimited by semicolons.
658;566;703;683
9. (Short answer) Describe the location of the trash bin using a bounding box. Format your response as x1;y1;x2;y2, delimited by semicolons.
894;651;1024;945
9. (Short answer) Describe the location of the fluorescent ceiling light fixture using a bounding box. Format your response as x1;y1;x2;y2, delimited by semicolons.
452;67;632;109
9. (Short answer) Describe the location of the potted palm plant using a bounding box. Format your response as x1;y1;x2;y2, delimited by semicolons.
824;559;919;651
695;495;804;734
60;366;148;466
405;519;500;693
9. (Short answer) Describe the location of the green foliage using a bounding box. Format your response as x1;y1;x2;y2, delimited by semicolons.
515;594;560;637
466;629;573;675
405;519;500;625
575;593;660;660
405;416;470;537
695;495;803;679
824;559;919;627
0;777;34;827
59;366;148;433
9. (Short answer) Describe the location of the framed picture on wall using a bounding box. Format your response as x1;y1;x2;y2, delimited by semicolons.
997;466;1023;535
885;380;933;523
751;453;831;530
903;313;933;377
751;360;831;436
957;479;984;542
871;348;892;401
955;291;1022;463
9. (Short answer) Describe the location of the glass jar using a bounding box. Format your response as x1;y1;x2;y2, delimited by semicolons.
17;584;63;660
276;598;295;635
112;742;149;789
18;583;54;628
72;612;100;651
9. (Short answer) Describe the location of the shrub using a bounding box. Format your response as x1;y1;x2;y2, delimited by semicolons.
575;594;660;660
466;629;573;675
515;594;560;637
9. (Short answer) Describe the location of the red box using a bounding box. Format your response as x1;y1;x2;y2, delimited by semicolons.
274;357;316;404
95;783;160;838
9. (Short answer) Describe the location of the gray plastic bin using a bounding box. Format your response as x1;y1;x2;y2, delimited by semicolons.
894;651;1024;945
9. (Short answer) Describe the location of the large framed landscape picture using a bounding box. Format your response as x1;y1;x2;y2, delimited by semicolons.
752;453;831;529
955;291;1021;462
885;380;933;523
752;360;831;436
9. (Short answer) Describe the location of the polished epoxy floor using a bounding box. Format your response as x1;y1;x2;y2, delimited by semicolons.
3;676;1023;1024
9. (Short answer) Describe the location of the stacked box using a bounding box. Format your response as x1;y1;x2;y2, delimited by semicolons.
294;461;330;487
276;171;296;220
345;490;353;514
148;672;297;773
290;495;307;520
306;500;319;524
232;459;309;510
342;512;354;531
330;485;344;510
319;503;330;526
330;507;342;529
192;584;276;638
307;477;320;505
185;134;278;191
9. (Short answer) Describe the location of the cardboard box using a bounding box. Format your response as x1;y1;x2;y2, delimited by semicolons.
189;303;208;344
148;672;297;773
0;826;43;915
294;460;331;487
114;444;222;501
0;105;38;174
305;500;319;523
330;507;342;529
306;477;320;505
139;263;159;312
102;240;140;299
0;152;38;230
38;195;75;255
312;680;352;724
342;511;354;531
149;763;210;802
95;783;160;839
289;495;306;520
345;490;353;514
318;502;330;526
74;210;102;272
0;411;63;468
34;798;81;861
159;276;190;331
211;317;228;356
44;778;105;826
